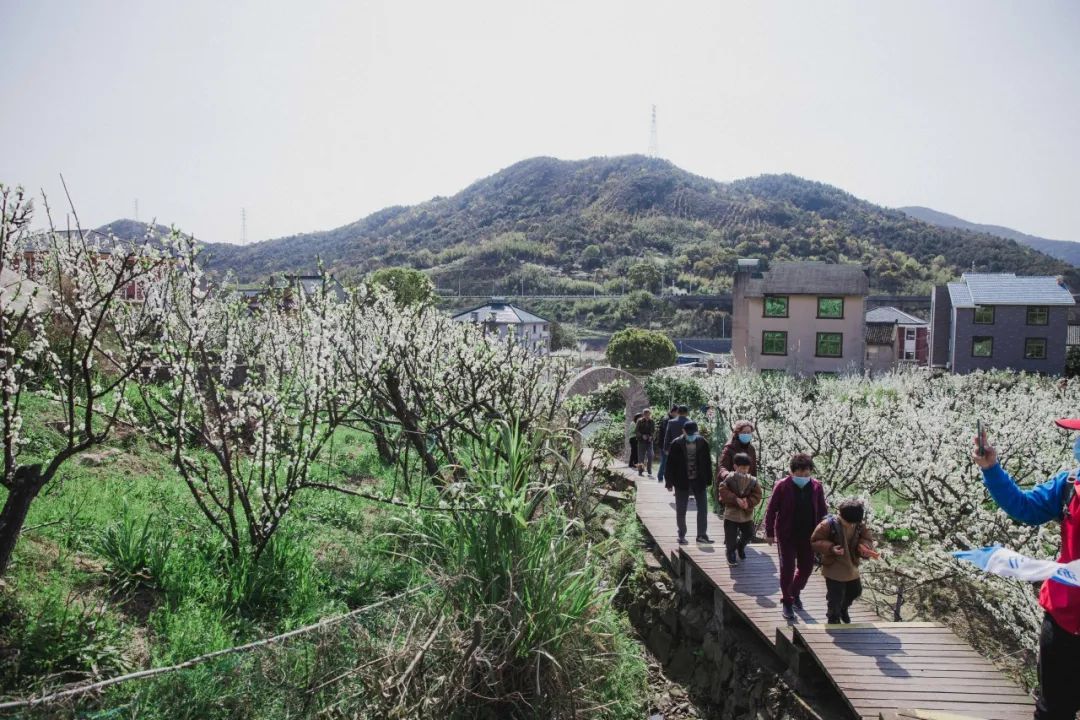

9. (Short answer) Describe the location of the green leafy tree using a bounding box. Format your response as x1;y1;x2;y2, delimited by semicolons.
606;328;676;372
627;261;662;294
368;267;436;306
548;321;577;351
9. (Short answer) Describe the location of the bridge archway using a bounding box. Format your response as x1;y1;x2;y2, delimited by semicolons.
563;366;650;462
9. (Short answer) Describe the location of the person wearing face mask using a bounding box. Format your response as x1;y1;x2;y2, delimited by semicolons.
664;421;713;545
811;498;877;624
716;420;757;509
972;422;1080;720
764;453;828;621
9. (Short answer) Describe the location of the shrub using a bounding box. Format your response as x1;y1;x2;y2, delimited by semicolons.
645;373;708;413
606;328;676;372
95;509;173;593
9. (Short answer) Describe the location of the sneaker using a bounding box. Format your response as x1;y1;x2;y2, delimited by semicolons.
677;537;688;545
840;609;851;624
726;551;737;566
737;546;747;560
696;535;713;544
792;596;804;611
782;602;795;621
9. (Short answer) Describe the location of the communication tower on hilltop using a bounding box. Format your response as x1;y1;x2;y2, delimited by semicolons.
241;208;247;244
648;105;659;157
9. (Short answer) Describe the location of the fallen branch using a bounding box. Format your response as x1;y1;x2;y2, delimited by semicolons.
0;587;425;711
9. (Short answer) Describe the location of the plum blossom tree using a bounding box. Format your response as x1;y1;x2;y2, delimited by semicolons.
0;185;171;576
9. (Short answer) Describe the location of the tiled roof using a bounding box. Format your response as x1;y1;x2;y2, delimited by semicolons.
743;262;869;297
865;306;927;325
865;323;896;345
947;273;1075;308
452;300;549;325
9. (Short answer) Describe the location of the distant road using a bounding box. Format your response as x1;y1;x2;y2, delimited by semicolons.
439;292;934;311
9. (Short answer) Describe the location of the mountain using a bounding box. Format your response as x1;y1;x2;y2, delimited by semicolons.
899;206;1080;267
92;156;1077;333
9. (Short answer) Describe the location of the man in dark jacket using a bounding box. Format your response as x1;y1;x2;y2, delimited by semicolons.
664;421;713;545
764;453;828;620
655;405;678;484
634;409;655;476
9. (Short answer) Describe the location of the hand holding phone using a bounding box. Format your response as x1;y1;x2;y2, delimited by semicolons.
977;420;985;456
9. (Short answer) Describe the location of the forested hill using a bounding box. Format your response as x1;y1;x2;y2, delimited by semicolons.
899;205;1080;267
97;156;1075;296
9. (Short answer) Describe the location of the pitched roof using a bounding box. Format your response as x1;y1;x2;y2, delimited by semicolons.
865;306;927;325
865;323;896;345
946;273;1075;308
452;300;549;324
742;262;868;297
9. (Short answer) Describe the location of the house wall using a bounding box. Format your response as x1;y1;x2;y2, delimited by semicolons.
929;286;952;368
743;294;866;376
866;343;896;377
951;305;1069;375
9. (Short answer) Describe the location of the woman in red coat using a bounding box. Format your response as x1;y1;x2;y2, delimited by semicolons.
764;453;827;621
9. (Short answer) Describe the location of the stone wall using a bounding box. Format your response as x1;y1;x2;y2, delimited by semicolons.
624;567;839;720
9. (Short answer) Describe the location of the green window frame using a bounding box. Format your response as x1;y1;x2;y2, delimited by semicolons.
1026;306;1049;326
973;305;995;324
763;296;789;318
761;330;787;356
1025;338;1047;360
817;296;844;319
972;336;993;358
815;332;843;358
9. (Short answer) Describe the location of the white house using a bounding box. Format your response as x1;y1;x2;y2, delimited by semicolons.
451;297;551;355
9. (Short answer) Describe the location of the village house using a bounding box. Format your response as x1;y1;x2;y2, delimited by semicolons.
731;260;869;377
863;306;929;375
451;297;551;355
929;273;1075;375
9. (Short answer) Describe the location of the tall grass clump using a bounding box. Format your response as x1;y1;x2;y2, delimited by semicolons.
408;421;647;718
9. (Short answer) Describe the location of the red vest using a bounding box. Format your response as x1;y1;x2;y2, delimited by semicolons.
1042;482;1080;635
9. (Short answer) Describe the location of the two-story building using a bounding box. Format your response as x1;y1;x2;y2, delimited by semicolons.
451;297;552;355
864;306;929;371
929;273;1075;375
731;260;869;377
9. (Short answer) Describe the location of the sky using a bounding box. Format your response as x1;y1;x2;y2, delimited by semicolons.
3;0;1080;244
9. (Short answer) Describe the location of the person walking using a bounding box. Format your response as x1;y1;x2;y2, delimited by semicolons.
664;421;713;545
655;405;678;484
717;452;762;565
629;412;642;471
764;453;827;621
811;499;876;624
634;409;655;477
716;419;757;509
973;424;1080;720
660;405;690;484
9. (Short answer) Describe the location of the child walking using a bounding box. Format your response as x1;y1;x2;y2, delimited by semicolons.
810;498;878;624
717;452;762;565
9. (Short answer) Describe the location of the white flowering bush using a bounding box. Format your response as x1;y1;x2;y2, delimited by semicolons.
0;185;172;576
685;367;1075;649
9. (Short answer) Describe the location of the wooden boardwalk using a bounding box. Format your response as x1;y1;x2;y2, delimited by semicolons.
620;460;1035;720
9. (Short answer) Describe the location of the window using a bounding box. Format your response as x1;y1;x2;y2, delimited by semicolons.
1027;306;1049;326
816;332;843;358
763;296;789;318
761;331;787;355
1025;338;1047;360
972;336;993;358
817;297;844;319
905;328;916;341
974;305;995;324
904;350;916;361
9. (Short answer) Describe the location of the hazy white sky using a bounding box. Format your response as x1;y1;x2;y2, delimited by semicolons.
3;0;1079;244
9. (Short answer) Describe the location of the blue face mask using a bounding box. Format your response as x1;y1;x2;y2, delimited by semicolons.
686;433;699;442
792;475;811;488
738;433;753;444
1073;436;1080;463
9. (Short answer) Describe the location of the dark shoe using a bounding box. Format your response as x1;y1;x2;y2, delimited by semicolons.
696;535;713;544
827;615;840;624
737;546;747;560
637;470;643;476
792;596;803;611
677;537;688;545
726;551;737;566
782;602;795;621
840;609;851;624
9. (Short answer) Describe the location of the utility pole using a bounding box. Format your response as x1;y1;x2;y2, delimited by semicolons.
648;105;659;158
241;208;247;244
134;199;139;222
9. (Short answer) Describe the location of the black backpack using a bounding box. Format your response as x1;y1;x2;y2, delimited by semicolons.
815;515;863;568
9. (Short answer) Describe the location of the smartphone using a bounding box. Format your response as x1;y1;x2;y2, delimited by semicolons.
977;420;985;456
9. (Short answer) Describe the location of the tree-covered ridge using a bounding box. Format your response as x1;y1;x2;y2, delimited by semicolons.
103;155;1075;298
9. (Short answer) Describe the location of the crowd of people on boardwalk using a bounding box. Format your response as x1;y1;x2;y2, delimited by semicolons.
629;405;1079;719
631;408;877;624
